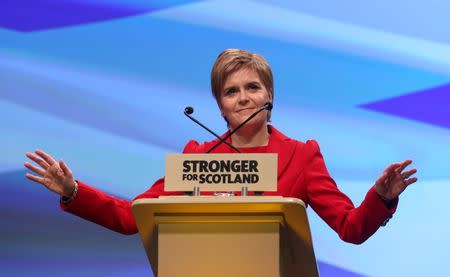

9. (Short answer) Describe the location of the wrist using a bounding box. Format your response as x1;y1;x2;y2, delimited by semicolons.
61;181;78;204
377;193;398;208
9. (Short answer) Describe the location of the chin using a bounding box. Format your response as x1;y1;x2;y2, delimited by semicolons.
231;119;266;131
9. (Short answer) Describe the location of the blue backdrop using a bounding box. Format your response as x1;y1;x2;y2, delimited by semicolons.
1;1;449;276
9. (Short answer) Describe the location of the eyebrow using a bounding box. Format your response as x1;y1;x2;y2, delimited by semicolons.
223;86;236;92
224;80;261;89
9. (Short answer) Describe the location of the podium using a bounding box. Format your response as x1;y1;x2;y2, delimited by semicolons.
131;196;319;277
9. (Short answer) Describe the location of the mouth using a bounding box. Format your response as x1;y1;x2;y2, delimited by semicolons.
236;107;256;113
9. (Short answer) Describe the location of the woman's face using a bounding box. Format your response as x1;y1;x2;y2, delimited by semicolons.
219;67;272;130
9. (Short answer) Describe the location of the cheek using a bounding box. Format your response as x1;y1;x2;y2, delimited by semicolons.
264;90;273;102
258;93;271;104
219;100;232;115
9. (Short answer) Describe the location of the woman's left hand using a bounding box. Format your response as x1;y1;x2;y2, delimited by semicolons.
375;160;417;201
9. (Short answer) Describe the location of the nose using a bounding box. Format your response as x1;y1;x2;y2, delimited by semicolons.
237;90;249;104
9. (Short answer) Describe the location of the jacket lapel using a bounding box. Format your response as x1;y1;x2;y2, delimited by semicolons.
266;126;298;178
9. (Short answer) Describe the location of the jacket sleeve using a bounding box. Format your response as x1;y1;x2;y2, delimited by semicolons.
60;140;201;235
60;180;139;235
304;140;397;244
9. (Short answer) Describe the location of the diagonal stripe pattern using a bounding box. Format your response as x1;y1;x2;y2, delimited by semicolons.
360;83;450;130
0;0;198;32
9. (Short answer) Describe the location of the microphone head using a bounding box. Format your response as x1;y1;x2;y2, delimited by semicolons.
184;106;194;115
264;102;273;111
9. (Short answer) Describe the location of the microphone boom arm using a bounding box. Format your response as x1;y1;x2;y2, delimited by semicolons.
184;108;241;153
206;102;272;153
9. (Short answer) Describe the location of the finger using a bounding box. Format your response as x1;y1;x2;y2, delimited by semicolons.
375;170;389;185
25;173;45;185
26;152;50;169
24;162;45;176
385;162;402;175
384;163;403;183
405;177;418;186
59;160;72;177
35;149;57;166
25;173;62;195
379;171;388;181
397;159;413;173
401;168;417;179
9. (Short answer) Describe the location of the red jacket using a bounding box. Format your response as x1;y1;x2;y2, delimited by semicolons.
62;126;396;244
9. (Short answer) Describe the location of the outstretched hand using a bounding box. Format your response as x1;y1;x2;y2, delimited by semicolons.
375;160;417;201
25;150;76;197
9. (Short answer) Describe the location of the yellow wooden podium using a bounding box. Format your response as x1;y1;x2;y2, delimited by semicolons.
131;196;319;277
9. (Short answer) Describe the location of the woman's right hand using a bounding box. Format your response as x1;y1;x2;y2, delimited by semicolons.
25;150;76;198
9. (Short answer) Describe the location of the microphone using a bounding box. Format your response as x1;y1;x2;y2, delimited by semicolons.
184;106;241;153
207;102;273;153
264;102;273;111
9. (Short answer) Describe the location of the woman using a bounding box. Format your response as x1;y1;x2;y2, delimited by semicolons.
24;49;417;243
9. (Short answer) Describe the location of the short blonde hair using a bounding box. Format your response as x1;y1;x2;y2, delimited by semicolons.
211;49;274;121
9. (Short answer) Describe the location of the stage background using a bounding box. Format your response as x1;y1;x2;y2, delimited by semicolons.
1;1;449;276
